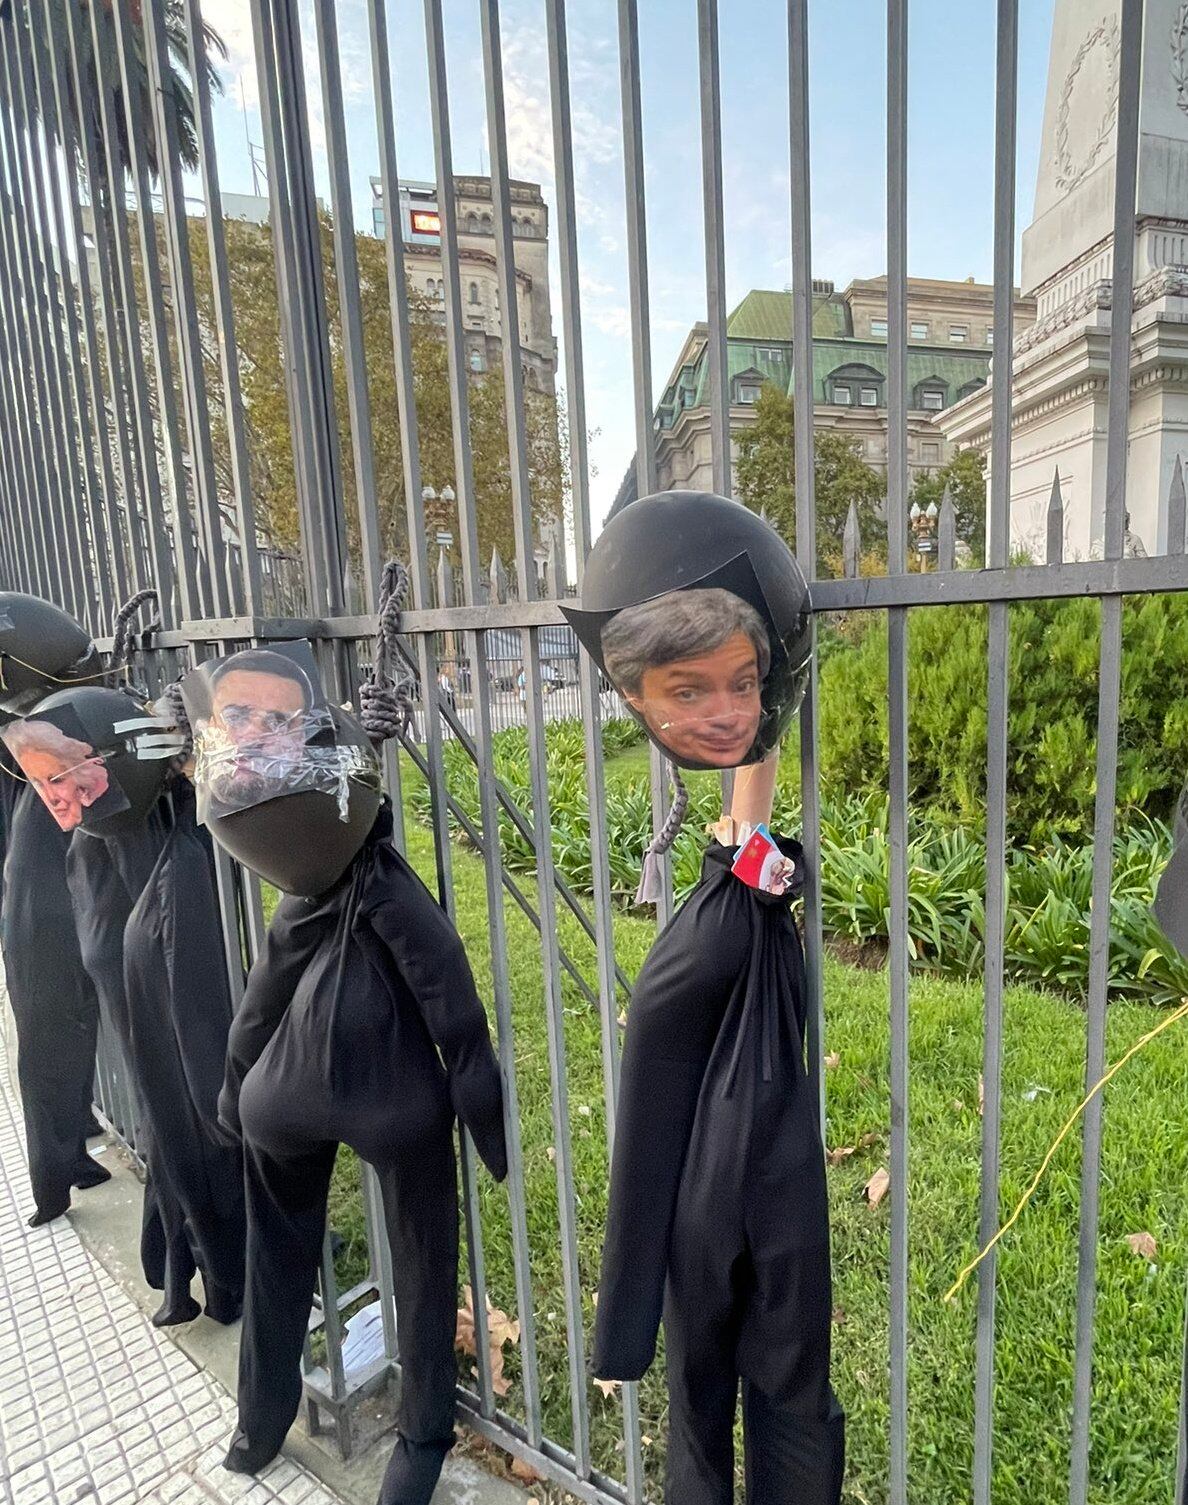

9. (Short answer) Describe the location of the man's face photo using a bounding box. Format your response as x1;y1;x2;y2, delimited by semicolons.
183;644;322;813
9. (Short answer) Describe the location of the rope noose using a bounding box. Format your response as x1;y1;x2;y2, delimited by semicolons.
359;560;418;746
155;680;193;767
110;589;159;671
636;763;689;905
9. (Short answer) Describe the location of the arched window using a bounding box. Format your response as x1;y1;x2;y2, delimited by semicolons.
913;376;948;412
482;213;492;231
467;212;479;233
826;363;884;408
469;281;480;305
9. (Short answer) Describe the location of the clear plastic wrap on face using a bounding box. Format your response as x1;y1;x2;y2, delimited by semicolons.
180;643;382;824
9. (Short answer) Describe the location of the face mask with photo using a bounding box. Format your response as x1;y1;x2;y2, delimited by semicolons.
1;702;129;833
561;493;812;772
180;642;381;824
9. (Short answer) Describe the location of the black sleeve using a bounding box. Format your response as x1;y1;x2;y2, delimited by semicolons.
217;893;325;1141
366;849;507;1182
591;870;753;1381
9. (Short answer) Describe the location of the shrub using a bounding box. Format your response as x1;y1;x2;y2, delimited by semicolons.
816;593;1188;844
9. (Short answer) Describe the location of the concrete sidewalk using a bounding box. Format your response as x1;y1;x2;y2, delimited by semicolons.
0;1007;525;1505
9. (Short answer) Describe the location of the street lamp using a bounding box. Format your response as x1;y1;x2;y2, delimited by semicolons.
910;499;939;567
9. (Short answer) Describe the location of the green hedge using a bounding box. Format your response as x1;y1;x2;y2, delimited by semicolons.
410;721;1188;1006
817;594;1188;843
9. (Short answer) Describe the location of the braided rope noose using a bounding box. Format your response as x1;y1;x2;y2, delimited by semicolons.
359;561;418;746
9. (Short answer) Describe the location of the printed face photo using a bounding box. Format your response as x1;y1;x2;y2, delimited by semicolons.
601;587;771;770
181;642;328;814
1;707;127;832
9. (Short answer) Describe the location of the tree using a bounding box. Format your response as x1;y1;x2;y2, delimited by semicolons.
909;447;987;564
733;381;885;570
18;0;223;175
187;213;568;577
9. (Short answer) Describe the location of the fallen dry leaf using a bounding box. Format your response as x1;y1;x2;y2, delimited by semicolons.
546;1146;556;1163
858;1130;880;1149
510;1458;542;1484
1125;1231;1157;1262
831;1306;848;1326
951;1098;965;1113
593;1377;620;1398
825;1051;841;1070
826;1146;856;1168
618;1010;628;1029
642;1435;654;1447
978;1073;985;1117
456;1286;521;1398
863;1167;890;1208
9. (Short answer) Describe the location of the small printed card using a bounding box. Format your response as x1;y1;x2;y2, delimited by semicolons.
730;823;797;896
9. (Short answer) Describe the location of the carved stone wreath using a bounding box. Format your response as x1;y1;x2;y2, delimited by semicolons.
1173;2;1188;116
1055;17;1120;191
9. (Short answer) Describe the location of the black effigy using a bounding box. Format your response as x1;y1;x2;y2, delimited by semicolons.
591;839;844;1505
1;757;108;1226
122;779;246;1325
218;800;506;1504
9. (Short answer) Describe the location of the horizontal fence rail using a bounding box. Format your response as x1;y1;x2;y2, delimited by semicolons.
3;0;1188;1500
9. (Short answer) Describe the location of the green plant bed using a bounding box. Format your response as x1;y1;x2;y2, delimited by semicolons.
410;723;1188;1006
325;761;1188;1503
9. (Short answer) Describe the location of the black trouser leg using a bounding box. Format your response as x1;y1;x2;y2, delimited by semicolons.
12;988;98;1220
152;1177;201;1327
738;1154;844;1505
228;1137;337;1473
663;1214;743;1505
376;1136;460;1446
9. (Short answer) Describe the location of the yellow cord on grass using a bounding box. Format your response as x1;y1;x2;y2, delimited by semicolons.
943;996;1188;1304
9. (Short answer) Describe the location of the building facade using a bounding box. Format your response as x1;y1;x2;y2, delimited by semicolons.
632;277;1035;508
371;175;558;395
937;0;1188;560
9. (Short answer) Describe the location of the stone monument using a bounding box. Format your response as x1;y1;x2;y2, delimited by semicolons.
938;0;1188;559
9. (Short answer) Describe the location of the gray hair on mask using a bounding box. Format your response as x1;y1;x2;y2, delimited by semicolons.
600;588;770;698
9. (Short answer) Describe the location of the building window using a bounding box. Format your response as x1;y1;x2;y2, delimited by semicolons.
469;350;484;373
469;282;480;305
870;318;888;338
922;442;941;463
859;386;879;406
949;323;968;343
466;213;479;233
736;383;761;404
756;346;784;361
921;389;944;411
832;384;853;404
985;327;994;345
910;321;928;340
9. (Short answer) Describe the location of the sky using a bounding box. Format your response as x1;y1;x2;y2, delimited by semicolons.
196;0;1057;530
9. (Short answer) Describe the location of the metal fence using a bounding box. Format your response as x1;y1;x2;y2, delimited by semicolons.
2;0;1187;1500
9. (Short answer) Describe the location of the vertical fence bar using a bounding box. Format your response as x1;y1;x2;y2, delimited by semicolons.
248;0;347;617
141;0;234;618
546;0;644;1489
787;0;825;1123
479;0;591;1473
25;6;115;634
84;0;181;609
8;8;89;621
422;0;500;1414
697;0;730;496
885;2;910;1501
0;163;45;597
1068;3;1142;1501
183;0;262;616
42;0;133;611
616;0;673;925
107;0;204;625
0;26;65;606
972;4;1018;1501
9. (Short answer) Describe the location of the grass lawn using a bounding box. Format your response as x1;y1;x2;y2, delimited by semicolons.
326;753;1188;1504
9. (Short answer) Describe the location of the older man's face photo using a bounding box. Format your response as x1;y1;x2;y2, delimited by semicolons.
631;631;762;769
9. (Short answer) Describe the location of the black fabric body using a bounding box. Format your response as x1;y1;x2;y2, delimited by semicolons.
122;781;246;1323
592;840;844;1504
220;801;506;1487
0;759;103;1221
